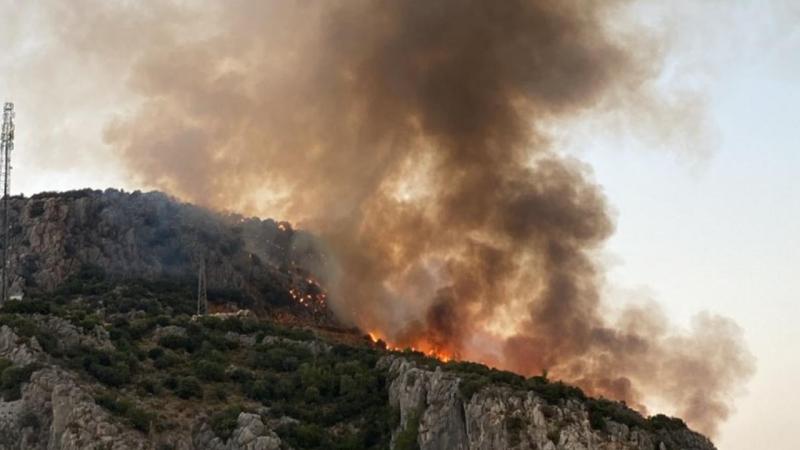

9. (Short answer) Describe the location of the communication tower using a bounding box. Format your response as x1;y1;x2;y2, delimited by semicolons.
0;103;14;305
197;258;208;315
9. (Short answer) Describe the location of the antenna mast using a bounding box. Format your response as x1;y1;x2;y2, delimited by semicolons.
197;258;208;316
0;103;14;305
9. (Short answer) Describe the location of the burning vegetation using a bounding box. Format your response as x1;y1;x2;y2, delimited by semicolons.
51;0;757;437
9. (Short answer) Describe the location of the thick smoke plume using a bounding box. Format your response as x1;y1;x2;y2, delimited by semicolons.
53;0;752;436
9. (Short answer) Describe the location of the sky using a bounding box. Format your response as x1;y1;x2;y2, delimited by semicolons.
572;2;800;448
1;1;798;448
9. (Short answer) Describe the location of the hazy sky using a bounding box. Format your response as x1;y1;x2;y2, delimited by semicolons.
1;1;798;448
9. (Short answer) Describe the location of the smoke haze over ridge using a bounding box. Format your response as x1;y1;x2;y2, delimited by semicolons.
17;0;754;437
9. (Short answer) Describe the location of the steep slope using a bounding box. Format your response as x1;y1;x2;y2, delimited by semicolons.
0;273;716;449
4;189;330;322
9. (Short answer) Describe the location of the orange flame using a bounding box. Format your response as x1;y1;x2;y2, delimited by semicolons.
367;331;454;362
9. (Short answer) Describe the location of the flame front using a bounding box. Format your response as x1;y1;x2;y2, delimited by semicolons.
368;330;455;362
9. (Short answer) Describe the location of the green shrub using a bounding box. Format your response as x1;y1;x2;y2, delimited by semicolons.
506;416;524;446
158;334;197;353
152;349;181;369
34;330;60;356
589;408;606;431
138;377;161;396
174;376;203;399
394;409;421;450
74;348;133;387
194;360;226;382
0;315;37;337
148;347;165;359
210;405;242;440
0;363;39;401
95;392;155;432
526;378;586;404
277;423;328;449
229;367;253;383
458;375;488;400
0;299;52;314
304;386;321;403
212;385;228;401
647;414;687;431
586;398;646;431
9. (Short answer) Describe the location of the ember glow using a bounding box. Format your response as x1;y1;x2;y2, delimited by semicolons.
287;276;328;314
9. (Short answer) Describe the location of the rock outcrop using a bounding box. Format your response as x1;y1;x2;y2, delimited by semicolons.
0;325;287;450
194;413;282;450
382;356;716;450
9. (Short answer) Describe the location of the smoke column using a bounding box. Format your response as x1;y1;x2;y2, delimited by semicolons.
49;0;753;436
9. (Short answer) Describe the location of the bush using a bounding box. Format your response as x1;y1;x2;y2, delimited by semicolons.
138;377;161;396
158;334;197;353
0;363;39;401
277;423;328;449
526;378;586;404
210;405;242;440
0;299;51;315
35;330;60;356
586;398;646;431
174;376;203;399
506;416;524;446
152;349;181;369
194;360;226;382
75;348;133;387
394;409;421;450
148;347;165;360
458;375;488;400
0;315;37;337
647;414;687;431
95;392;155;432
589;408;606;431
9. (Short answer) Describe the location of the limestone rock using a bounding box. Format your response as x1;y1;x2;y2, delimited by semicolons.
194;412;282;450
381;355;716;450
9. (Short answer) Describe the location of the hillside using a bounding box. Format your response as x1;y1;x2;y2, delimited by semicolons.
3;189;331;323
0;190;716;450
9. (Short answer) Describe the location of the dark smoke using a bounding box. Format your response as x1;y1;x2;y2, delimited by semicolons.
55;0;753;436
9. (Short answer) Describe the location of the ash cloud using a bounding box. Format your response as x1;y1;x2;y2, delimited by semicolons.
50;0;752;436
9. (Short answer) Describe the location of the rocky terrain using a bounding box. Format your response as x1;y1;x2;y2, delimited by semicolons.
0;190;717;449
4;189;330;321
384;357;714;450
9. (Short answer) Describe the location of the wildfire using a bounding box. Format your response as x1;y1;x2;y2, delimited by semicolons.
287;276;328;314
367;331;454;362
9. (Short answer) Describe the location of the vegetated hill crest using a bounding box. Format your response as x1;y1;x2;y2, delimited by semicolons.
4;188;331;323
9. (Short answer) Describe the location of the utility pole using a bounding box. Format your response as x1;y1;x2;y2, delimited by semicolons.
0;103;14;305
197;258;207;316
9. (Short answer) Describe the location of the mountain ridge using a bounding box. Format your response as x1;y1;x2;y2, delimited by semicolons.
0;189;716;450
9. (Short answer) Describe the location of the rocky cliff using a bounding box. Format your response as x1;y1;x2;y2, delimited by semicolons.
382;357;715;450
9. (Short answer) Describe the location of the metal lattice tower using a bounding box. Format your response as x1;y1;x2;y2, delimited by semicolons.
0;103;14;305
197;258;208;316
